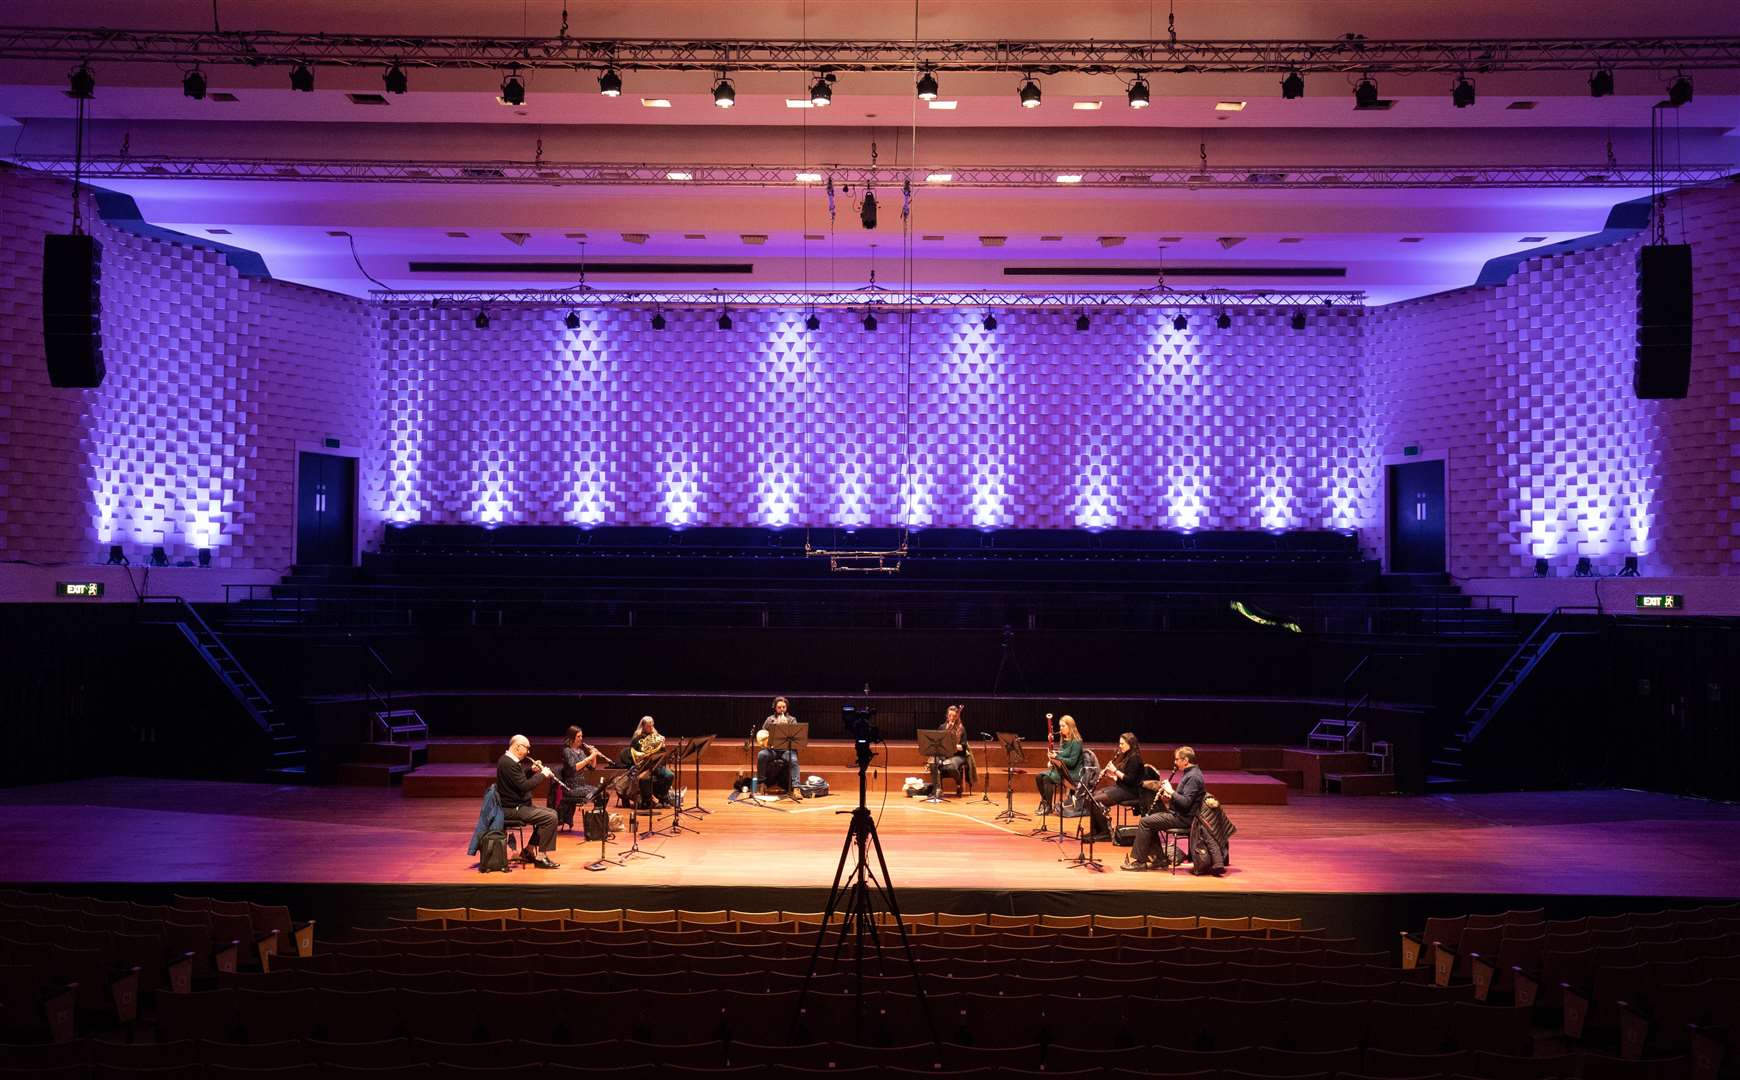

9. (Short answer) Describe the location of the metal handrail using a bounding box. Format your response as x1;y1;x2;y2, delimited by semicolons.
1459;605;1602;743
137;594;273;732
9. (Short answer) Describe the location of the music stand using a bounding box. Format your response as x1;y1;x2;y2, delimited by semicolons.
915;729;952;804
651;739;695;836
764;722;808;804
1065;786;1106;872
992;732;1030;823
679;734;716;820
616;747;671;860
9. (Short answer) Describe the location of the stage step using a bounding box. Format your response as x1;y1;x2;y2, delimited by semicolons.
1325;771;1396;796
335;761;415;786
1281;748;1376;794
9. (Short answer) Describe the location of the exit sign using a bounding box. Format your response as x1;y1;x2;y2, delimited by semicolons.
54;581;105;598
1635;593;1685;610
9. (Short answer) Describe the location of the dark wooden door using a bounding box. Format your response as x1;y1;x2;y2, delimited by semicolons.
295;452;357;566
1387;459;1446;574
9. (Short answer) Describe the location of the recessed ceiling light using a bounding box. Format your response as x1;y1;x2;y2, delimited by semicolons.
1519;235;1549;243
640;98;671;108
209;92;239;103
621;232;648;244
1215;100;1247;112
1505;100;1538;110
563;232;587;240
665;171;694;181
325;230;350;237
347;93;389;106
684;233;706;240
1399;236;1424;243
926;99;958;110
978;236;1007;247
1055;174;1084;184
1071;101;1102;111
785;99;814;109
1040;235;1063;242
795;171;824;183
1278;237;1303;244
1160;237;1183;243
205;228;232;235
740;234;767;245
922;235;944;241
925;173;954;183
446;231;469;238
1097;236;1126;248
804;234;825;241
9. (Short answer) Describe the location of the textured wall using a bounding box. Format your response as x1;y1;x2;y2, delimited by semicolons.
380;305;1374;532
0;170;379;569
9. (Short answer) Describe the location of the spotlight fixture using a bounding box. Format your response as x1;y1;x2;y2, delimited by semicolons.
1619;555;1640;577
860;189;878;230
1172;313;1188;331
1018;75;1043;109
598;68;623;97
1588;68;1614;98
916;70;939;101
564;311;582;330
982;312;997;331
650;311;666;330
810;73;833;107
289;62;315;93
474;311;490;329
1451;74;1475;108
1353;76;1379;109
1533;557;1550;578
1075;312;1090;332
1290;311;1308;331
1127;75;1151;109
1667;73;1693;107
1280;70;1305;99
1215;311;1232;330
862;309;878;331
67;63;95;100
712;74;736;108
197;548;212;568
105;544;128;566
717;309;733;331
182;67;208;100
383;63;408;94
1574;556;1594;578
804;312;821;332
499;68;526;107
149;546;170;568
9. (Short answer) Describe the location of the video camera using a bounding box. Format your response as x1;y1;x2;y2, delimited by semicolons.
841;702;880;769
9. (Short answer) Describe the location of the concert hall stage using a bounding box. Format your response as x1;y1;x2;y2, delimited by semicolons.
2;779;1736;946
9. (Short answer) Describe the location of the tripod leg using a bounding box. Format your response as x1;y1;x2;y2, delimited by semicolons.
801;806;862;1005
862;815;938;1046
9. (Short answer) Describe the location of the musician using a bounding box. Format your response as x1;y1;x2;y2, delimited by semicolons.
931;704;976;797
1125;745;1205;871
756;697;804;799
546;724;606;828
1086;732;1145;840
1035;714;1084;816
619;716;675;808
497;735;559;868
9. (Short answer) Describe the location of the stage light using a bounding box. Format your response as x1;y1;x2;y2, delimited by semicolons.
713;74;736;108
650;311;666;330
149;546;169;568
1589;68;1614;98
289;62;315;93
1075;312;1090;332
1290;311;1307;331
1451;75;1475;108
862;309;877;331
500;69;525;106
1574;557;1594;578
1619;555;1640;577
183;68;208;100
916;70;939;101
717;309;732;330
1127;76;1151;109
810;74;833;107
1534;557;1550;578
598;68;622;97
1353;76;1379;109
383;63;408;94
1280;71;1304;99
474;311;490;328
564;311;581;330
804;312;821;331
1172;313;1188;331
105;544;128;566
982;312;997;331
1215;311;1232;329
67;63;95;100
860;190;878;230
1667;73;1693;107
1018;76;1042;109
197;548;212;568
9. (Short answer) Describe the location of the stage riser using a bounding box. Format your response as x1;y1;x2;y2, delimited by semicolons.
421;738;1253;771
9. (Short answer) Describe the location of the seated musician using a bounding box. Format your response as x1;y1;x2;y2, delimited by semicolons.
618;716;675;808
1125;746;1204;871
755;697;805;799
497;735;560;869
546;724;607;828
1035;714;1084;816
1087;732;1144;842
931;704;975;797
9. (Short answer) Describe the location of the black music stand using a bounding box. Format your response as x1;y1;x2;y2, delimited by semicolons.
992;732;1030;823
764;722;808;804
1065;785;1106;872
680;734;716;820
915;729;952;804
617;747;671;861
651;739;696;836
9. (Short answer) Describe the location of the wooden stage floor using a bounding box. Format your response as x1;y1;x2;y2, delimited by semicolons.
3;778;1739;901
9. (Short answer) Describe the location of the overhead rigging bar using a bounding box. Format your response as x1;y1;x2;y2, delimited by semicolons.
371;289;1367;309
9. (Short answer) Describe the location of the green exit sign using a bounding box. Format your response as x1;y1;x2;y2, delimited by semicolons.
1635;593;1685;611
54;581;105;598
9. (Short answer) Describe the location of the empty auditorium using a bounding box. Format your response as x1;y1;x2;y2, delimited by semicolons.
1;1;1738;1077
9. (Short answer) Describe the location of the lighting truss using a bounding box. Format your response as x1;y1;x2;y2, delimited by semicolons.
14;155;1731;190
372;289;1367;310
2;28;1738;73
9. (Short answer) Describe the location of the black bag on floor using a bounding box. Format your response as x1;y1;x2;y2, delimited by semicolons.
582;810;611;842
478;830;511;873
1112;825;1139;847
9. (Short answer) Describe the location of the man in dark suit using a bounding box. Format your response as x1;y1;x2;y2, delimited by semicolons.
1124;746;1204;871
498;734;560;868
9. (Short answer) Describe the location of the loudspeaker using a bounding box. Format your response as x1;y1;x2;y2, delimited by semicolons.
1635;244;1691;399
42;234;105;388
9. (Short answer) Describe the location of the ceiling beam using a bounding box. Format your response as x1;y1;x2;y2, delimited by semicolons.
372;289;1366;309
